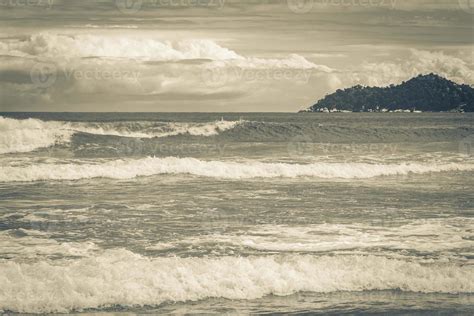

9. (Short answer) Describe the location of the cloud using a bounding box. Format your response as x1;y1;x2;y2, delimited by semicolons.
0;33;241;61
0;33;332;71
1;31;470;112
311;53;347;58
334;49;474;89
210;54;333;71
0;32;333;110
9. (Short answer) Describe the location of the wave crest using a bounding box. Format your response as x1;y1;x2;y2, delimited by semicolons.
0;117;242;154
0;117;73;154
70;120;242;138
1;157;472;182
0;250;471;313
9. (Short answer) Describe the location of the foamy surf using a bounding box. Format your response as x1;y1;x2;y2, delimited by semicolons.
0;117;73;154
0;117;243;154
0;250;472;313
69;120;242;138
148;219;474;255
1;157;473;182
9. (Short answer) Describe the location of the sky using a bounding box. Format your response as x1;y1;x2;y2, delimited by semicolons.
0;0;472;112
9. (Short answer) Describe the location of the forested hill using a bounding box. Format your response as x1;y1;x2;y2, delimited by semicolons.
305;74;474;112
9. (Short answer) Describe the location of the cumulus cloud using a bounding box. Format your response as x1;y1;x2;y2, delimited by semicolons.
333;49;474;89
0;33;241;61
0;33;332;71
0;33;333;109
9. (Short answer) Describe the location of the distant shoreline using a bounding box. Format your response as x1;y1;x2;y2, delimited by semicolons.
299;109;467;113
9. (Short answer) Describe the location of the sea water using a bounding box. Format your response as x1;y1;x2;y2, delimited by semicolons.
0;112;473;314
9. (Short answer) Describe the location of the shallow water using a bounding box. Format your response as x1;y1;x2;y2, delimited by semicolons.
0;113;473;314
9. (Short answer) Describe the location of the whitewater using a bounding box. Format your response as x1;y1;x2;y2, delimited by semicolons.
0;116;243;154
0;112;473;314
1;156;473;182
1;251;472;313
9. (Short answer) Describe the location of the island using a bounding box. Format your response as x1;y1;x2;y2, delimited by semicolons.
302;74;474;113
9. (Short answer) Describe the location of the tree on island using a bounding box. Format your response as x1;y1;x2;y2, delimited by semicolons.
304;74;474;113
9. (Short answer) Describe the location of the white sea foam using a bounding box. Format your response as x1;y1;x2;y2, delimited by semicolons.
1;156;473;182
69;120;242;138
0;117;242;154
0;230;99;261
149;219;474;255
0;117;73;154
0;250;472;313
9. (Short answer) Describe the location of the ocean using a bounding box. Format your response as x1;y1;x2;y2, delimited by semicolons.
0;112;473;315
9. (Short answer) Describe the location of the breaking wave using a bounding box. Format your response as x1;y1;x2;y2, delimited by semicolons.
2;116;472;155
1;157;473;182
0;117;73;154
0;250;472;313
73;120;242;138
0;117;242;154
